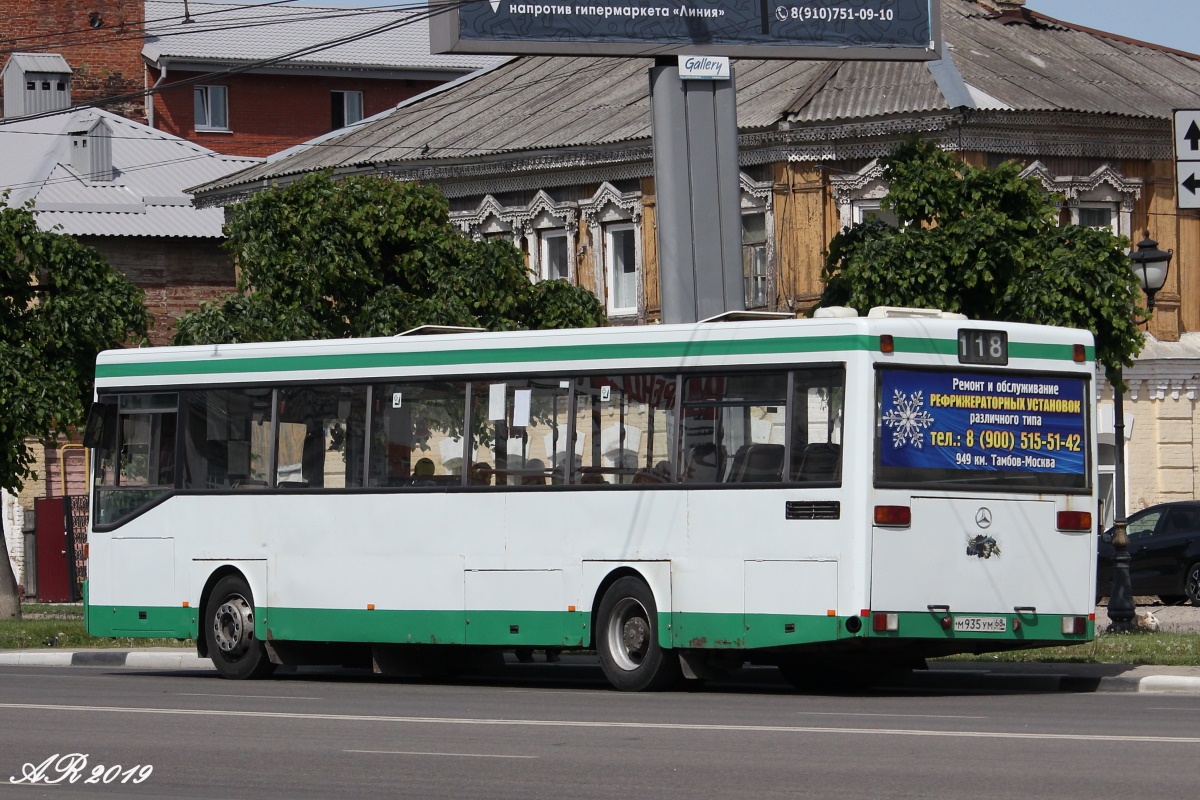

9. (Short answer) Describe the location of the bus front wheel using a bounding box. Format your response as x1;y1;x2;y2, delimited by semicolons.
596;577;680;691
204;575;276;680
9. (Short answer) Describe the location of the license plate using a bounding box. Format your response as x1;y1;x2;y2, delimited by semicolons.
953;616;1007;633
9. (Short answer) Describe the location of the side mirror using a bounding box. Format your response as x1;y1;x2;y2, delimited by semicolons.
1100;529;1114;543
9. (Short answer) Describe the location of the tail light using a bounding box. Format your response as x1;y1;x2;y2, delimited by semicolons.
872;612;899;632
1061;616;1088;635
1057;511;1092;531
874;505;911;527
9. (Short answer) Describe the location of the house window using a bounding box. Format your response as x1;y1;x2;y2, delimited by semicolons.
540;230;569;281
852;200;900;227
742;213;768;309
194;85;228;131
332;90;363;129
1074;204;1117;234
606;224;637;316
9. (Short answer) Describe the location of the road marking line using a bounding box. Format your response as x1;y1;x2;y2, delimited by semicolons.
345;750;535;759
175;693;320;700
794;712;988;720
0;702;1197;744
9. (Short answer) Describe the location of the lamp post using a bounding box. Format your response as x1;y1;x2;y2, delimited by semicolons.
1108;232;1173;633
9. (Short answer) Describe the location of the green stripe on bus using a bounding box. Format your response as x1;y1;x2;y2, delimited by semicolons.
95;335;1093;380
83;604;1095;650
86;604;196;639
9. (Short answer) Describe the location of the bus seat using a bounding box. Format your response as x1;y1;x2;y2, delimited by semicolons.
733;444;784;482
795;442;841;482
683;443;725;483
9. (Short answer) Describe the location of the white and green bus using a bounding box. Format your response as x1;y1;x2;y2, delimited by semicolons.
83;308;1098;690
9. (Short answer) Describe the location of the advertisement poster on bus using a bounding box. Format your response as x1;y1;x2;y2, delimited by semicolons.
878;369;1087;477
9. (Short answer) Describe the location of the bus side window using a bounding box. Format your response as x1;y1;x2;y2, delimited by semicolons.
471;379;571;487
789;368;845;484
181;389;272;490
571;374;676;486
679;372;786;484
370;380;468;488
276;385;367;489
92;393;178;527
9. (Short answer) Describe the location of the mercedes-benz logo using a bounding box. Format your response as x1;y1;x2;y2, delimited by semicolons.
975;508;993;529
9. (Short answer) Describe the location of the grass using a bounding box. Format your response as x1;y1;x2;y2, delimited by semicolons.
0;603;194;650
940;631;1200;667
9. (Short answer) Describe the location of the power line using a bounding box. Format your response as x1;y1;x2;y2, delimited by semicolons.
0;0;463;127
0;1;423;57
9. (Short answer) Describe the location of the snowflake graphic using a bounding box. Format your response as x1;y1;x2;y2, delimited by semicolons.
881;389;935;449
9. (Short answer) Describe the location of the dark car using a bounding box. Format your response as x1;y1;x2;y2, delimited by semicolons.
1097;501;1200;605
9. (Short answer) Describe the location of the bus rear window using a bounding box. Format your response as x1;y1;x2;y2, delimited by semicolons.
875;368;1090;492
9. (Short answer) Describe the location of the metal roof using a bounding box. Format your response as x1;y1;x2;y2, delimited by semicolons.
0;108;258;237
2;53;71;75
192;0;1200;198
142;1;503;74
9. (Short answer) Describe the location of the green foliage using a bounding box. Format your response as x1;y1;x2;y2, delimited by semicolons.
819;140;1145;385
174;173;605;345
0;198;149;495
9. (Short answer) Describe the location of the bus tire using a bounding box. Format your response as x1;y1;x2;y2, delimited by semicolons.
205;575;276;680
596;577;680;691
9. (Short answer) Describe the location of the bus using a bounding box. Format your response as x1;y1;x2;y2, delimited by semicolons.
83;308;1098;690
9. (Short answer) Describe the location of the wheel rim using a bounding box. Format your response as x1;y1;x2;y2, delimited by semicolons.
212;594;255;660
605;596;651;672
1187;566;1200;602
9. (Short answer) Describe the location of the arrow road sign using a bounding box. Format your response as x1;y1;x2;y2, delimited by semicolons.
1179;163;1200;210
1174;110;1200;210
1176;110;1200;159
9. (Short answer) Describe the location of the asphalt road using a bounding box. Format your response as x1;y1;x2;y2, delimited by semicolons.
1;664;1197;800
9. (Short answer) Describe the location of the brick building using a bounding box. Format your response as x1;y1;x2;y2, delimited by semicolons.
0;0;503;158
0;0;145;121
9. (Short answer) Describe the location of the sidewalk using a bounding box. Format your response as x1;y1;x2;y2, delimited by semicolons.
3;648;1200;694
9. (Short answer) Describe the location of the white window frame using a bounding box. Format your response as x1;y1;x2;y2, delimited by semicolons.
742;212;768;309
605;223;638;317
1072;203;1119;235
194;85;228;132
332;90;364;129
539;230;570;282
851;200;900;227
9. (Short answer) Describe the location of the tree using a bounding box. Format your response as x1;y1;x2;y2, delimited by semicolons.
0;198;150;619
174;174;606;346
819;140;1145;385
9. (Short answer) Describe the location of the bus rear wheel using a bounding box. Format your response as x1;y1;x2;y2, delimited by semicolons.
596;577;680;691
205;575;276;680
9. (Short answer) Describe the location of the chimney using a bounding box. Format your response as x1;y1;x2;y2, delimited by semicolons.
2;53;72;119
69;117;114;182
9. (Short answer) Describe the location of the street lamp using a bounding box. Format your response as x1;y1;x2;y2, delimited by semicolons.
1108;232;1173;633
1129;231;1173;311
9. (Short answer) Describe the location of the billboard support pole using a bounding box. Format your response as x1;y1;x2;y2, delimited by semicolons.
651;60;745;324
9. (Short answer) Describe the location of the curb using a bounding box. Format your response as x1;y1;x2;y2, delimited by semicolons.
0;650;214;670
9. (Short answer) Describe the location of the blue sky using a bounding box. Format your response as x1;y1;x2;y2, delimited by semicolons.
1024;0;1197;54
282;0;1198;55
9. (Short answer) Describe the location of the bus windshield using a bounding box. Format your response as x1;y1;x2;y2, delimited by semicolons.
874;367;1090;492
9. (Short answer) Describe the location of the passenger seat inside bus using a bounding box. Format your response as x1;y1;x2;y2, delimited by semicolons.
683;443;726;483
794;442;841;482
727;444;785;482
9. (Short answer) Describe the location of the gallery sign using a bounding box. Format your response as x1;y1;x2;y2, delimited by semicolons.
431;0;940;60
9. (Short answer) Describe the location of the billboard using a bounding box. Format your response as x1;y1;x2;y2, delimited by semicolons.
877;368;1088;483
430;0;939;60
